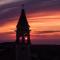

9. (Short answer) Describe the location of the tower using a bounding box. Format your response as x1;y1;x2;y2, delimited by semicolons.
16;4;31;60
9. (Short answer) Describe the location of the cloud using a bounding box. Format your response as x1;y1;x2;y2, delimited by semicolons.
0;0;60;25
0;0;24;5
34;30;60;34
0;31;15;43
0;31;15;34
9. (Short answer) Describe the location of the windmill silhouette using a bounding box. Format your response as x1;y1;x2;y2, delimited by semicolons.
16;4;31;60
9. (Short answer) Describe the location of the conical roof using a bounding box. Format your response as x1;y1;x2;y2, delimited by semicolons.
16;6;30;34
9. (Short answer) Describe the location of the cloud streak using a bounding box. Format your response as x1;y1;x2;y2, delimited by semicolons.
0;0;60;24
0;0;24;5
34;30;60;34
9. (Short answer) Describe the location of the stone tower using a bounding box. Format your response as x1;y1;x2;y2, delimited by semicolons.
16;5;31;60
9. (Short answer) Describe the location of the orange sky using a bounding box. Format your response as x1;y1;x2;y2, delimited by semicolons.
0;11;60;33
0;10;60;44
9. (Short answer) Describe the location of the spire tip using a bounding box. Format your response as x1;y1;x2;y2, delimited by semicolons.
22;4;24;8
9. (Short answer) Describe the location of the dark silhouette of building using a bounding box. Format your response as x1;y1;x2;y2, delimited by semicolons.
16;4;31;60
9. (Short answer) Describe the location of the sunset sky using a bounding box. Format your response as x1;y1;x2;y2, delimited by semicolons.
0;0;60;44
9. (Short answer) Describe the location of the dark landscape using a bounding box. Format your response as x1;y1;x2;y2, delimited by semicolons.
0;42;60;60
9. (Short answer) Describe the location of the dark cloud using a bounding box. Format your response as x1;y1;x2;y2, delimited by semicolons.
0;31;15;43
0;0;60;25
35;30;60;34
25;0;60;12
32;39;60;45
0;0;24;5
